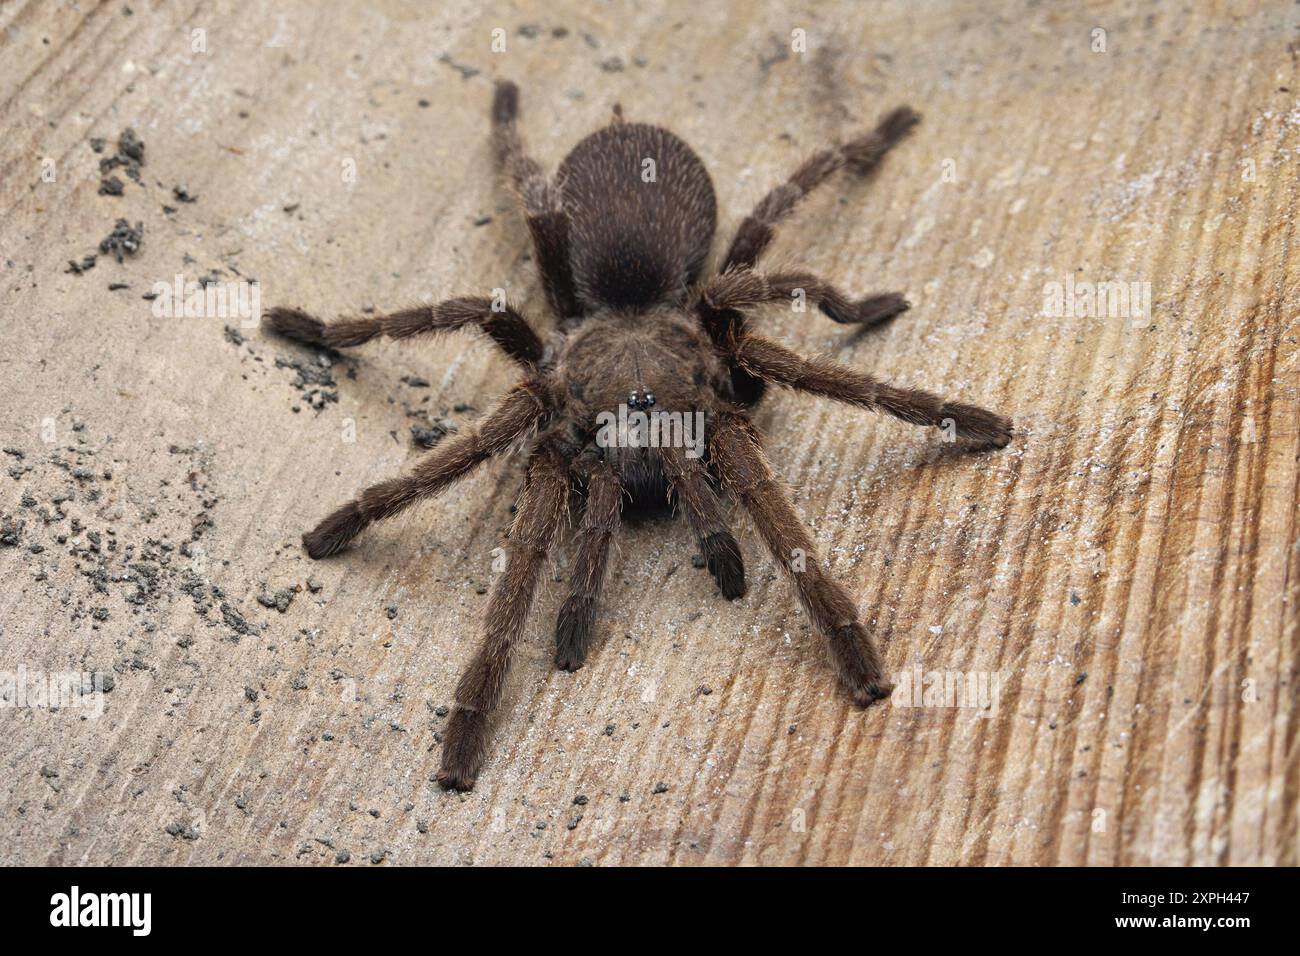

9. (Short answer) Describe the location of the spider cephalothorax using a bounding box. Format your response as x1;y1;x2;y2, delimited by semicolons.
266;81;1012;791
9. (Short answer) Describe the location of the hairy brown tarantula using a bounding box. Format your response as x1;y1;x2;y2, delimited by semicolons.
266;81;1012;791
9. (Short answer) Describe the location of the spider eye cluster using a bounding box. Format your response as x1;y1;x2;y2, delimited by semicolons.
627;389;656;410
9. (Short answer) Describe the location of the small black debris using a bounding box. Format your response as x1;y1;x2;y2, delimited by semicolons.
66;254;97;275
652;782;669;794
96;128;145;185
410;422;452;448
164;821;200;840
274;356;338;410
257;587;294;613
98;176;124;196
220;601;258;637
99;219;143;262
117;127;145;164
437;53;479;80
0;515;22;547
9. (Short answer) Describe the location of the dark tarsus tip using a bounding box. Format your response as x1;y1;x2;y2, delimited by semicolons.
701;531;746;600
845;106;922;174
851;676;893;707
832;623;893;706
555;596;596;671
436;707;488;792
820;292;910;327
940;402;1013;450
265;306;325;346
880;105;921;141
434;769;475;792
491;80;519;125
854;293;910;326
302;501;368;559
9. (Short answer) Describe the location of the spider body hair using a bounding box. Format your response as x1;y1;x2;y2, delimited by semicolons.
264;80;1011;790
559;122;716;311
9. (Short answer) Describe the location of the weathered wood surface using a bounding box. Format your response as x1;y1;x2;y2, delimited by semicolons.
1;1;1296;866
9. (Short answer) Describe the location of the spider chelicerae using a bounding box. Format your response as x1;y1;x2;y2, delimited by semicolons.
266;81;1012;791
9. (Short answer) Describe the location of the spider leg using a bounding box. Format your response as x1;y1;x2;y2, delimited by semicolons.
707;410;890;705
661;445;746;599
721;106;919;273
438;445;570;791
730;332;1012;448
265;297;544;370
696;268;909;344
492;80;583;321
554;457;622;672
302;380;553;558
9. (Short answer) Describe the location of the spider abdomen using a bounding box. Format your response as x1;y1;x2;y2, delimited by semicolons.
559;122;717;311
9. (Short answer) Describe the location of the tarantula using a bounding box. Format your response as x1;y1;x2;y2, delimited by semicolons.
266;81;1012;791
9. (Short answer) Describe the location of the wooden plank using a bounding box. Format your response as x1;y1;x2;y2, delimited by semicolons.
0;0;1294;866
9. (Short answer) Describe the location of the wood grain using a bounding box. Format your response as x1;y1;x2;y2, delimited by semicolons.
0;0;1295;866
